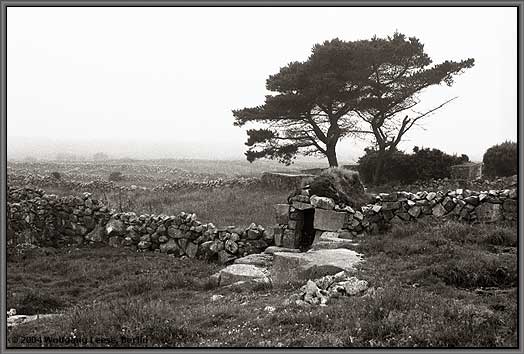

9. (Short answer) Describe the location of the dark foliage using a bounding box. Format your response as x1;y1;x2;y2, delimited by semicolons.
482;141;517;178
358;146;468;184
233;33;474;167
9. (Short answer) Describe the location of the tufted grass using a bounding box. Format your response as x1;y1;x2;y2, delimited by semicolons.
41;185;289;228
7;219;517;348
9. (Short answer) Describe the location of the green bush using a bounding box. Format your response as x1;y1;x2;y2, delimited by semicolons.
358;146;468;185
50;172;61;180
482;141;517;177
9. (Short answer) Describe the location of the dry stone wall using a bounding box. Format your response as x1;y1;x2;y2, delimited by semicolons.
260;172;315;190
7;187;273;263
369;175;517;194
8;174;141;193
273;186;518;248
7;183;518;262
152;177;261;192
8;173;262;194
450;163;483;180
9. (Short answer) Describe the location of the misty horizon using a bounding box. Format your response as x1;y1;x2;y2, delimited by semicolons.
7;135;491;163
7;7;517;165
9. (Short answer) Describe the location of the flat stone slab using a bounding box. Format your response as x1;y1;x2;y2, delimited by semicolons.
215;264;270;287
310;232;359;250
7;314;62;328
234;253;273;267
313;209;347;231
264;246;301;255
271;248;363;285
310;240;360;251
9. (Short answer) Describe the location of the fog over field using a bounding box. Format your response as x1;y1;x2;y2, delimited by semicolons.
6;136;367;163
7;7;517;163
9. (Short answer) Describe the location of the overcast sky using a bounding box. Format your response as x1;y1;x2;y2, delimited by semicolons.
7;6;517;163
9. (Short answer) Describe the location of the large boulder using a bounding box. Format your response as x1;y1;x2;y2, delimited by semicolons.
271;248;363;285
215;264;271;287
234;253;273;267
308;168;368;207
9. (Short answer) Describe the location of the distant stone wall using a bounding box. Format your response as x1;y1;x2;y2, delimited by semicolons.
7;173;262;194
300;164;359;176
7;187;273;263
450;163;483;180
273;186;518;249
300;168;325;176
391;175;517;193
260;172;315;190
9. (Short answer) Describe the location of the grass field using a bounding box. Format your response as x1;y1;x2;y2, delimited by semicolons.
5;159;519;347
7;220;517;347
41;185;289;228
7;158;329;183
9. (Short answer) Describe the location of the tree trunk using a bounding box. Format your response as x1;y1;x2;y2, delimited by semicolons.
372;148;386;185
326;142;338;167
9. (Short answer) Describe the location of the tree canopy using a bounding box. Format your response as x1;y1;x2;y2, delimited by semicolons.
233;32;474;170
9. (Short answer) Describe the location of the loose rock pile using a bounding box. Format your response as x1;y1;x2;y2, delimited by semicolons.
7;187;273;263
286;271;370;306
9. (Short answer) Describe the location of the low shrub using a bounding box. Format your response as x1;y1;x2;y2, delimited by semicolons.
358;146;468;185
482;141;517;178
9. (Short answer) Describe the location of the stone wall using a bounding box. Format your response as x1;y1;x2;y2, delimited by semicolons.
7;173;262;194
7;184;518;262
272;186;518;248
7;187;273;263
260;172;315;190
300;164;359;176
450;163;483;180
